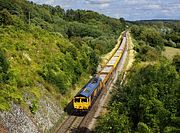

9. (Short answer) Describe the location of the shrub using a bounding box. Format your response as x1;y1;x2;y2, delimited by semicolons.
29;100;38;114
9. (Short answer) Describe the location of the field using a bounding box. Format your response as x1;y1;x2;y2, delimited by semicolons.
162;46;180;60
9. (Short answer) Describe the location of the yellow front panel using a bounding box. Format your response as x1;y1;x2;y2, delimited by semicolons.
74;103;89;109
73;97;90;110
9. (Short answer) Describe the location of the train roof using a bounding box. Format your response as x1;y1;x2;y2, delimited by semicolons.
107;57;119;66
101;66;113;73
77;77;101;98
119;37;126;50
99;73;107;82
114;50;122;57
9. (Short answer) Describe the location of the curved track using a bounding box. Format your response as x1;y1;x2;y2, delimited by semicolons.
56;31;129;133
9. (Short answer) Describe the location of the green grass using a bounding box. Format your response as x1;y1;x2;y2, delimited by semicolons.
162;46;180;60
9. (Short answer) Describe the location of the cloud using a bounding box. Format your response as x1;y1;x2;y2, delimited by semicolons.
85;0;112;8
100;3;110;8
124;0;147;5
31;0;57;5
30;0;180;20
146;4;161;10
44;0;56;5
86;0;111;5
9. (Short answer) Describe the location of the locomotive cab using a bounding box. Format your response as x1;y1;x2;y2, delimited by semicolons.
73;97;90;111
73;77;101;112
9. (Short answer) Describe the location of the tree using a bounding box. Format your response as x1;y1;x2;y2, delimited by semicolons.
0;9;13;25
172;55;180;73
0;49;9;83
137;122;152;133
139;27;164;49
96;59;179;132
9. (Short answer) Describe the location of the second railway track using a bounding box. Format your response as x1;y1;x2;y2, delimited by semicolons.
56;112;84;133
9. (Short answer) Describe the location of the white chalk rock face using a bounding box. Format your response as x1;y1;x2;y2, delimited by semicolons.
0;104;39;133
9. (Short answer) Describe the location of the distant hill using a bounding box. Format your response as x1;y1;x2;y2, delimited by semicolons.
127;19;180;24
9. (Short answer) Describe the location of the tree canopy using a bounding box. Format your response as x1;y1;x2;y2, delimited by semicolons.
96;59;180;132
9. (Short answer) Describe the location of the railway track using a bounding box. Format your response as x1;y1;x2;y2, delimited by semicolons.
56;85;107;133
56;32;129;133
55;111;84;133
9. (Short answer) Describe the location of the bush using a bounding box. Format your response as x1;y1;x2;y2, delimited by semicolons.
172;55;180;73
0;49;9;83
136;45;160;61
29;100;38;114
0;9;13;25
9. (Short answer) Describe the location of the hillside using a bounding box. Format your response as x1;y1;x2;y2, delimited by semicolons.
0;0;125;132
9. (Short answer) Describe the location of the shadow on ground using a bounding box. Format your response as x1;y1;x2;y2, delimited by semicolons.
71;127;94;133
64;100;73;115
64;100;87;116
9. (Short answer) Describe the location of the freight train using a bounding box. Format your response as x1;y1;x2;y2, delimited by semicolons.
73;32;127;112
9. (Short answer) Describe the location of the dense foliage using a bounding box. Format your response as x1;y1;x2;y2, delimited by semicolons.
0;0;125;111
130;25;163;61
130;21;180;61
95;59;180;133
132;21;180;48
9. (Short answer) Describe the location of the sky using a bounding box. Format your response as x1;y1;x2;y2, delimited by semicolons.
30;0;180;21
